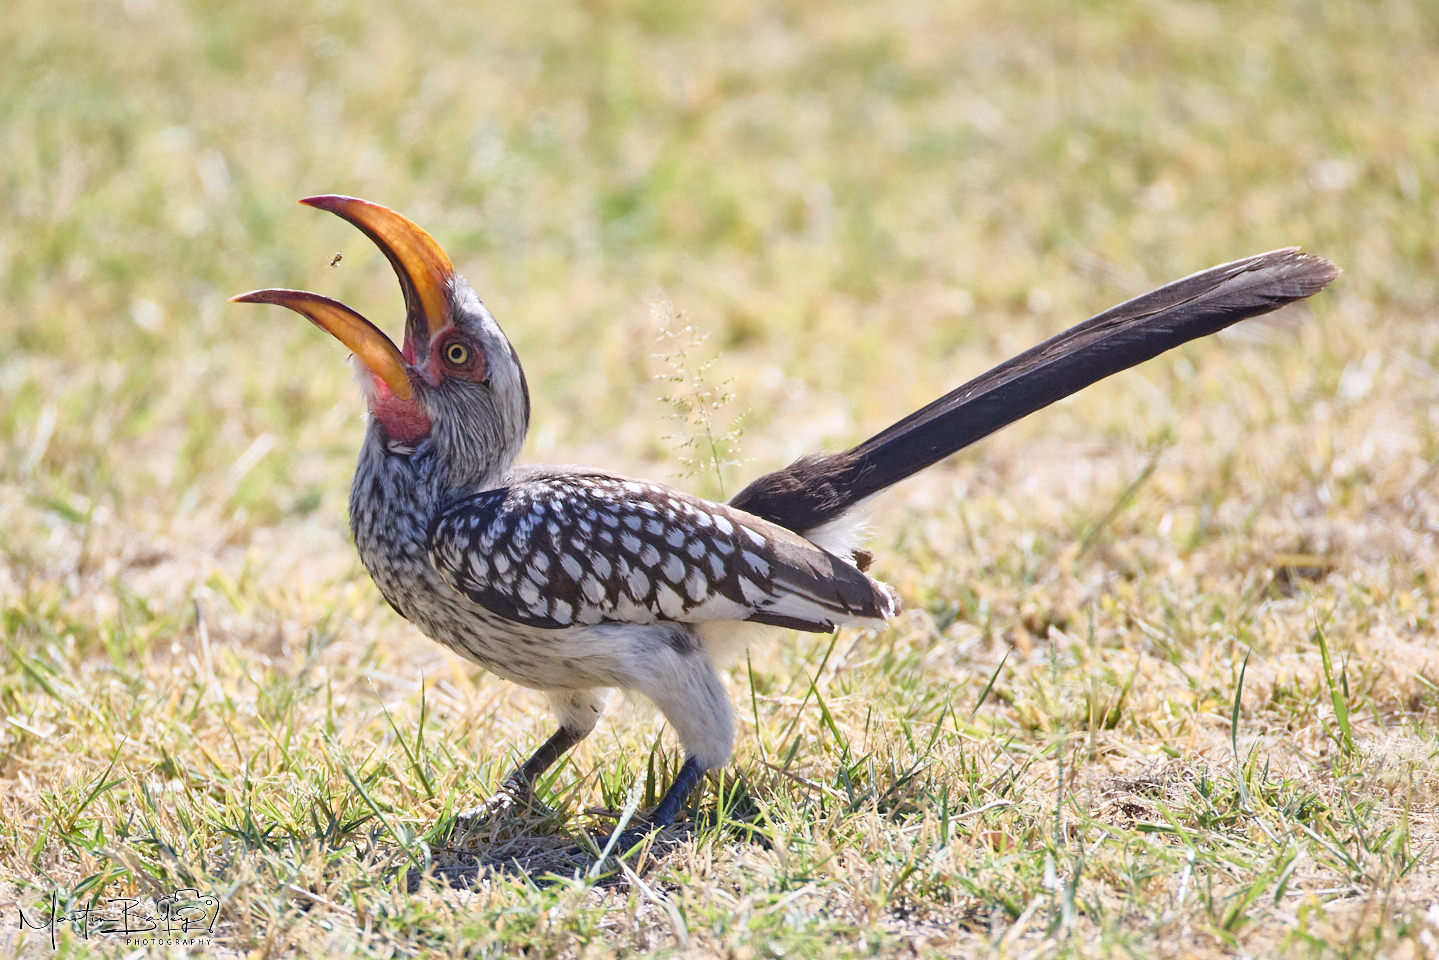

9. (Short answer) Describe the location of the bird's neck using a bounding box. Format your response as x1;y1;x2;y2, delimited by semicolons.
346;408;526;616
346;436;442;612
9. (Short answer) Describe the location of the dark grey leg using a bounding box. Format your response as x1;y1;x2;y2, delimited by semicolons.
453;690;607;834
649;756;706;826
502;725;585;795
577;758;707;858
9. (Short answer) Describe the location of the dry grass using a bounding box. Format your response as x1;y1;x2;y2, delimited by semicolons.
2;0;1438;956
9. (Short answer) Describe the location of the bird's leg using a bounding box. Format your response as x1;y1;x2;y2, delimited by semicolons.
453;689;607;830
649;756;707;826
621;628;733;828
589;639;719;857
498;725;587;800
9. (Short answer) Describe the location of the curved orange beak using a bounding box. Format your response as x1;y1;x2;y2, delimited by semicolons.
299;195;454;357
229;288;415;399
230;196;458;398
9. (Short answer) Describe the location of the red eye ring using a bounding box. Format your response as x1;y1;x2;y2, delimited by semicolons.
436;334;488;382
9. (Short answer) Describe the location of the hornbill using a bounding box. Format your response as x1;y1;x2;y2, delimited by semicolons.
234;196;1336;828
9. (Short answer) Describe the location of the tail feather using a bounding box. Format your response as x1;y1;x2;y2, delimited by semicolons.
730;248;1338;533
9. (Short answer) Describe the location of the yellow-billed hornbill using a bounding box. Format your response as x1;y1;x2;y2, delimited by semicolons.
235;196;1336;827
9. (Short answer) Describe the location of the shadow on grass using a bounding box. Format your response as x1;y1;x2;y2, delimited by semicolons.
403;806;769;892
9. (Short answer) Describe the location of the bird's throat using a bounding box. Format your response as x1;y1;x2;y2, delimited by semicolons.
369;390;432;446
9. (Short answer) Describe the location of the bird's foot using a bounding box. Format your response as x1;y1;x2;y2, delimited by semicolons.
578;814;691;865
577;767;702;863
445;780;557;846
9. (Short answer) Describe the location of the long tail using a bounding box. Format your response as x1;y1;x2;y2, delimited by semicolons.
730;248;1339;533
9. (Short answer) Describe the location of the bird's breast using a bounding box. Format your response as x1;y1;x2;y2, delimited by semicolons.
346;448;630;690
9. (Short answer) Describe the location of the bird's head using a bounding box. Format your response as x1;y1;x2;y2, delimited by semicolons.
233;196;529;487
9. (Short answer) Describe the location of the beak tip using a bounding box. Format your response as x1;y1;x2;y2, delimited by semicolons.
289;194;456;350
230;289;298;306
300;194;361;213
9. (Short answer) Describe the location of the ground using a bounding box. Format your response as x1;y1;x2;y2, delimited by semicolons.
2;0;1438;957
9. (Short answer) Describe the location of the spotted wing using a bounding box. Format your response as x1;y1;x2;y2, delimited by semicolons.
427;473;896;632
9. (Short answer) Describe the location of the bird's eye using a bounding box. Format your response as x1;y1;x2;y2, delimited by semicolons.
444;342;470;366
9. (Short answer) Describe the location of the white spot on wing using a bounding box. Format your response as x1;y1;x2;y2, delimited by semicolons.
654;582;685;618
737;576;766;603
684;568;709;601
